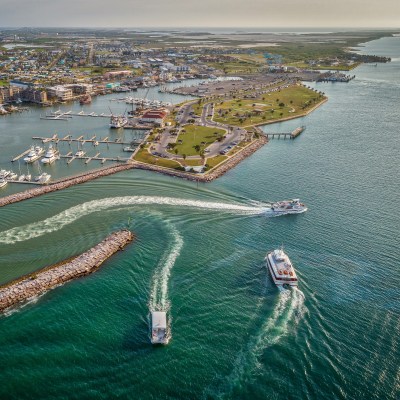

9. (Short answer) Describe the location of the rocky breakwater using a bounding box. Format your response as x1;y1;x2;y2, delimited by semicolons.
0;163;135;208
0;230;134;313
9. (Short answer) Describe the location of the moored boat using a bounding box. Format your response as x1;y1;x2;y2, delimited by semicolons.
109;115;128;129
265;248;298;288
24;146;44;163
41;145;58;164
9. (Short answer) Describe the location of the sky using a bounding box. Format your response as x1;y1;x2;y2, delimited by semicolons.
0;0;399;28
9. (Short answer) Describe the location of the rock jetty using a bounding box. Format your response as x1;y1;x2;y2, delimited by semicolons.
0;230;134;313
0;163;135;208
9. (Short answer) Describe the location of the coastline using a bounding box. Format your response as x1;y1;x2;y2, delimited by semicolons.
0;230;134;313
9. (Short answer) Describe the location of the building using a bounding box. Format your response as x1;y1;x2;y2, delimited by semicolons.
47;85;73;101
140;109;168;126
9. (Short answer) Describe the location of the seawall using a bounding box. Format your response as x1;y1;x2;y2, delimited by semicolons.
0;230;134;313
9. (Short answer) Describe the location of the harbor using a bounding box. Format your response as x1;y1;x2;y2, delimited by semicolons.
0;230;134;313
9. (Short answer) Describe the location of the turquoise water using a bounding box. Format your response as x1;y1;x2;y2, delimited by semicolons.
0;37;399;399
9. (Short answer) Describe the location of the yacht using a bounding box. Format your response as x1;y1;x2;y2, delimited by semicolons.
109;115;128;129
41;145;58;164
24;146;44;163
0;179;7;188
151;311;168;344
0;169;11;179
265;248;298;288
34;172;51;183
269;199;307;215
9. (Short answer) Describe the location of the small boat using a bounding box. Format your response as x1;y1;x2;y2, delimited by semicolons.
265;247;298;288
123;146;136;152
41;145;58;164
0;179;7;188
25;174;32;181
0;169;11;179
75;150;86;157
18;174;26;182
269;199;307;215
34;172;51;183
151;311;168;344
7;172;18;180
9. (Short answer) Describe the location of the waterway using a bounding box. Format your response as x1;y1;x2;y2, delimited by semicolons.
0;37;399;400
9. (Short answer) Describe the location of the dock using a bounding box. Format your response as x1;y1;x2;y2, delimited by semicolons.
263;126;305;139
32;135;141;146
0;230;134;313
11;149;31;162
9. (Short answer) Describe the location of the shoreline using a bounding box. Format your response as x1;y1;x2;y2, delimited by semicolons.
0;230;134;313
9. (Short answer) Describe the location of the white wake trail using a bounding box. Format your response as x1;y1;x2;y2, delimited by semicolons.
0;196;269;245
149;224;183;312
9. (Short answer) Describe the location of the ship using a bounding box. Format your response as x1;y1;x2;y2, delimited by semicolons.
151;311;168;344
269;199;307;215
109;115;128;129
24;146;44;163
265;248;298;288
41;145;58;164
79;94;92;105
34;172;51;183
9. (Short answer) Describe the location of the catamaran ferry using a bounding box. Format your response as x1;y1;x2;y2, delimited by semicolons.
269;199;307;215
266;248;298;287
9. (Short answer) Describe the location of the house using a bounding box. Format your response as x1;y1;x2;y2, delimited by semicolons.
140;109;168;126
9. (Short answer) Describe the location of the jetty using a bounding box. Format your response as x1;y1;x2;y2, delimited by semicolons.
32;134;141;146
262;126;305;139
0;230;134;313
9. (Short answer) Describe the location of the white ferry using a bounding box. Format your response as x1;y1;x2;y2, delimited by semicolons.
24;146;44;163
109;115;128;129
270;199;307;215
151;311;168;344
41;145;58;164
265;248;298;288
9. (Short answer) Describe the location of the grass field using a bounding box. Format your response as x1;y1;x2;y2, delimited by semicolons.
206;155;228;169
134;146;181;169
175;124;226;156
213;85;325;127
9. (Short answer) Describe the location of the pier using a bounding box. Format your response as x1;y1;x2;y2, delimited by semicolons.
263;126;305;139
0;230;134;313
32;134;141;146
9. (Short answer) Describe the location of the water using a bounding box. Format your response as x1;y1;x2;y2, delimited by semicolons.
0;37;399;399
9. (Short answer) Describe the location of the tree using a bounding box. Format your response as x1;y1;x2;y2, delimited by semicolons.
174;148;178;155
194;144;201;152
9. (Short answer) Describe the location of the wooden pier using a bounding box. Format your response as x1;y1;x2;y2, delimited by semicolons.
59;154;131;164
11;149;31;162
263;126;305;139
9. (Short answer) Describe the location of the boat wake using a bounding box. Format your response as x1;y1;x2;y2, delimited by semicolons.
0;196;270;245
149;223;183;313
209;288;306;398
148;223;183;344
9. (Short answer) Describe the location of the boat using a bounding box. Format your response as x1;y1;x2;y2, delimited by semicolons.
18;174;26;182
123;146;136;152
151;311;168;344
75;150;86;157
24;146;44;163
109;115;128;129
80;94;92;105
265;247;298;288
0;179;7;188
0;169;11;179
34;172;51;183
41;145;58;164
7;172;18;180
269;199;307;215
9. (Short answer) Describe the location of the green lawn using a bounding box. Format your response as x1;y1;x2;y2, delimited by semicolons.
175;124;226;156
134;146;181;169
206;155;228;169
213;85;326;127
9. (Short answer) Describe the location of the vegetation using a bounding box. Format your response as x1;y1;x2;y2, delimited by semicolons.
213;85;326;127
134;146;182;169
174;124;225;156
206;155;228;169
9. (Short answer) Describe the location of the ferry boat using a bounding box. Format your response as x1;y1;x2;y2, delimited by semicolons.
41;145;58;164
270;199;307;215
151;311;168;344
24;146;44;163
265;248;298;288
34;172;51;183
109;115;128;129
